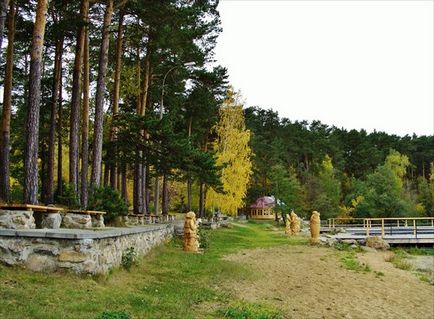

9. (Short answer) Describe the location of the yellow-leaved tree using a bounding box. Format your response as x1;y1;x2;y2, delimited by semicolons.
206;90;253;216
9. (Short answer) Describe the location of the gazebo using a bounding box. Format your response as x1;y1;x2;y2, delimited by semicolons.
249;196;275;220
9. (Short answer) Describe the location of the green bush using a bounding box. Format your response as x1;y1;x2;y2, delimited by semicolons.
56;183;80;209
95;311;130;319
88;186;128;222
198;227;210;249
121;247;137;271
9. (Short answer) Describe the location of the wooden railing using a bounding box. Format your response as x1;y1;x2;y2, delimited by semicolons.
363;217;434;238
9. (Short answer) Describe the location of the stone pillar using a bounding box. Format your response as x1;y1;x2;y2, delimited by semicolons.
183;211;199;252
310;211;321;244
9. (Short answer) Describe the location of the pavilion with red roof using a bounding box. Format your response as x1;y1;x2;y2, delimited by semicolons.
249;196;275;220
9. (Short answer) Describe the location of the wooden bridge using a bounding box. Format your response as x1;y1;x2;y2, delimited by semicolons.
322;217;434;245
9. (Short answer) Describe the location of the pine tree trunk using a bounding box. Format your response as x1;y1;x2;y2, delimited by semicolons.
69;0;89;194
80;21;90;209
198;137;209;217
109;10;124;189
0;0;16;203
121;164;127;204
57;67;63;197
91;0;113;187
162;174;169;216
24;0;49;204
186;117;193;211
0;0;10;67
46;34;64;204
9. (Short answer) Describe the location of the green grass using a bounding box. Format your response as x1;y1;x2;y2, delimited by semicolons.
0;221;304;319
340;252;371;273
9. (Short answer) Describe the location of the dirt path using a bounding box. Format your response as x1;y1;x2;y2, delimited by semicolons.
223;245;434;319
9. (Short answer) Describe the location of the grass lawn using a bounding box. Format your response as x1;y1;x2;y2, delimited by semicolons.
0;221;307;319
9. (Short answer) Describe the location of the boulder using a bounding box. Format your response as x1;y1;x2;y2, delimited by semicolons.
40;213;62;229
92;215;105;228
61;213;92;229
365;236;390;250
0;210;35;229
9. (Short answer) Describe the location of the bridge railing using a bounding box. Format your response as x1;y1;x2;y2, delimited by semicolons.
363;217;434;238
327;218;366;229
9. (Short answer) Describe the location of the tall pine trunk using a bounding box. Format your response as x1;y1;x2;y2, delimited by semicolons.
198;137;209;217
162;174;169;216
0;0;16;202
69;0;89;194
91;0;113;187
109;10;124;189
0;0;10;67
186;117;193;211
80;21;90;209
56;66;63;197
46;35;64;204
24;0;49;204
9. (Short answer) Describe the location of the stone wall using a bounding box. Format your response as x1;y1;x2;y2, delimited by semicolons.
0;224;174;274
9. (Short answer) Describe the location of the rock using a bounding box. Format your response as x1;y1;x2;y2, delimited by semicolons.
365;236;390;250
26;254;56;272
40;213;62;229
0;210;36;229
61;213;92;229
58;251;87;263
342;239;358;245
92;215;105;228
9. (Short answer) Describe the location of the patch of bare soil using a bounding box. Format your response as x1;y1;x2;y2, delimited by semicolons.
223;245;434;319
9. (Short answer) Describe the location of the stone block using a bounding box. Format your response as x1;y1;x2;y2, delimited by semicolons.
26;254;56;272
92;215;105;228
40;213;62;229
58;251;87;263
0;210;36;229
62;213;92;229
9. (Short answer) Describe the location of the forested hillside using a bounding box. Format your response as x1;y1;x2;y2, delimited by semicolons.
245;107;434;218
0;0;432;220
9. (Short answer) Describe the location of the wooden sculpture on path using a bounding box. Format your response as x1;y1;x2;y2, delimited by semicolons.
310;211;321;244
289;210;300;235
285;213;291;235
183;211;199;252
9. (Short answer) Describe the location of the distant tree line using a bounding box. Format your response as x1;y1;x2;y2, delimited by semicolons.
245;107;434;219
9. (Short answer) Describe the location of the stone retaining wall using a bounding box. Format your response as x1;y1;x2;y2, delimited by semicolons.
0;224;174;274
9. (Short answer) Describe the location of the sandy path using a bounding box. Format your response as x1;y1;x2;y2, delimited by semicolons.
223;245;434;319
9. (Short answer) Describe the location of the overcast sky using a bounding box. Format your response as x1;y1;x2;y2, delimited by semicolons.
214;0;433;137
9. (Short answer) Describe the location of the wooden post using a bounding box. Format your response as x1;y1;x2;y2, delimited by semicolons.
413;220;416;236
397;220;400;227
381;219;385;238
366;219;370;236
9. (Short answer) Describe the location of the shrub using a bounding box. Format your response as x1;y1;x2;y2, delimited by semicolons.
56;183;80;209
121;247;137;270
88;186;128;222
198;227;210;249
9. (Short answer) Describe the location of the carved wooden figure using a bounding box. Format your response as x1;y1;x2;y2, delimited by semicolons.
310;211;321;244
183;211;199;252
289;210;300;235
285;213;291;235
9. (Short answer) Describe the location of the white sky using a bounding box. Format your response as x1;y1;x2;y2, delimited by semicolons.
215;0;434;136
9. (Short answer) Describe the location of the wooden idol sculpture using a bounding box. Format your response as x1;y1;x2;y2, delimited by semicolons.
183;211;199;252
285;213;291;235
289;210;301;235
310;211;321;244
